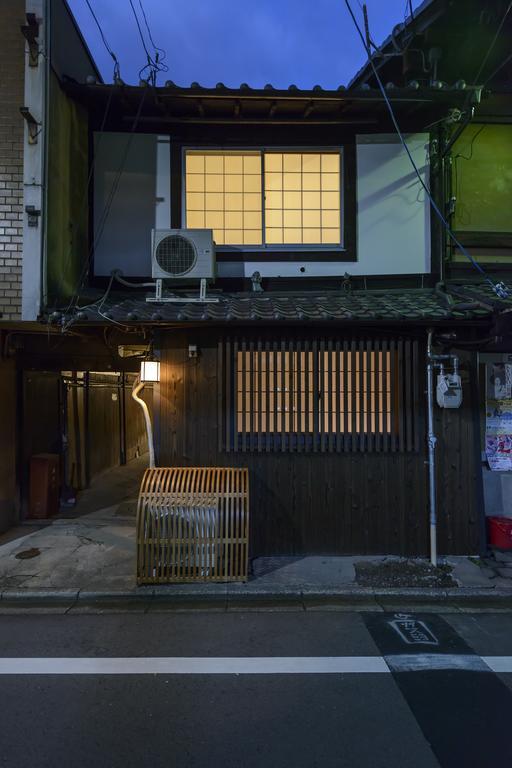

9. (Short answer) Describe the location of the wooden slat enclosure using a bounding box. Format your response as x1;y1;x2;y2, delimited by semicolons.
136;467;249;584
221;336;420;453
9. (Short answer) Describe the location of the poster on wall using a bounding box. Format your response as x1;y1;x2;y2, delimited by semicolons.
486;363;512;471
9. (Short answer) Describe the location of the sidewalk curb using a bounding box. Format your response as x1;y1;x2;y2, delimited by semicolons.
2;585;512;609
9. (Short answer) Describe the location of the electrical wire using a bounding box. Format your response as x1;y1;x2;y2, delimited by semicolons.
62;87;148;327
127;0;168;85
453;125;485;223
472;1;512;85
84;0;121;81
343;0;509;299
137;0;168;68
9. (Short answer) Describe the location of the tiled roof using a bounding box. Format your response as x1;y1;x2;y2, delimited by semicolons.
54;285;509;327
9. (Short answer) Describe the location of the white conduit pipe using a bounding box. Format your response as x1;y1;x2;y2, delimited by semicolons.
426;330;437;567
131;376;155;468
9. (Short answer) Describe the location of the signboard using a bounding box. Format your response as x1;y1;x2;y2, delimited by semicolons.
486;363;512;471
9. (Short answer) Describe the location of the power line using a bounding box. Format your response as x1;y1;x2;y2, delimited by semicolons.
473;1;512;85
137;0;167;66
62;88;149;326
84;0;121;81
343;0;509;300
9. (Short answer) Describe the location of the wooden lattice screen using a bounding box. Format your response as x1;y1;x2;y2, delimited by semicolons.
218;337;421;453
136;467;249;584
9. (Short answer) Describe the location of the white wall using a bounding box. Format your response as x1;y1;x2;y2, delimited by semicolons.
92;132;431;280
218;133;431;278
355;133;431;276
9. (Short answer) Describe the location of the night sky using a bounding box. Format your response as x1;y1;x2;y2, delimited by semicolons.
67;0;425;88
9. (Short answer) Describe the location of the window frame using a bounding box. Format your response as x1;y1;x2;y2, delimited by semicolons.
181;145;345;253
218;336;422;454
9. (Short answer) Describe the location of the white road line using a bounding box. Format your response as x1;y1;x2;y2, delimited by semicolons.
0;656;389;675
386;654;490;673
0;655;510;675
483;657;512;673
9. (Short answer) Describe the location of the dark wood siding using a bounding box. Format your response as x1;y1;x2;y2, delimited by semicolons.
158;329;482;556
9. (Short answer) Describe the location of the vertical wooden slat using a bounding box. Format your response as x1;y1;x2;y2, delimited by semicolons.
304;338;310;450
241;338;247;453
397;338;405;452
297;338;302;453
381;338;389;452
319;338;326;452
350;339;357;452
343;339;350;452
358;339;365;453
265;340;271;453
230;338;236;453
405;339;413;452
335;339;341;453
288;338;294;452
413;339;420;452
217;340;223;452
327;338;334;452
249;338;255;452
374;338;381;453
313;338;319;452
273;339;278;452
366;339;373;452
257;337;263;453
280;338;286;453
390;339;397;452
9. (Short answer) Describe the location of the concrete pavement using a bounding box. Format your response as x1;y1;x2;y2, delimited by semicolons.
0;510;511;610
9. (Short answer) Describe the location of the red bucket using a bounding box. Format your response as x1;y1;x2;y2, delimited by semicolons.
487;516;512;550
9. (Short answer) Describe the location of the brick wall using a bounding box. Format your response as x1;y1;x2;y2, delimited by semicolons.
0;0;25;321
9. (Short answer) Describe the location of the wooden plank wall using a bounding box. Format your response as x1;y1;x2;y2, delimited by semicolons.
67;373;154;486
159;330;481;556
434;350;483;554
0;358;18;532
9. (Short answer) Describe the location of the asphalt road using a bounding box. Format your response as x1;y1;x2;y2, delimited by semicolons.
1;608;512;768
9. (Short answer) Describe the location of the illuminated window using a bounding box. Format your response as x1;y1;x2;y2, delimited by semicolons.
218;338;421;453
236;348;391;436
264;153;341;245
185;151;262;245
184;149;342;247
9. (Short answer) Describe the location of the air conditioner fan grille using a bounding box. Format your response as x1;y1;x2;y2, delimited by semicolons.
155;234;197;276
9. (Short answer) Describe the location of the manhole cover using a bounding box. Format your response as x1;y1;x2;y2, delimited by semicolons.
15;547;41;560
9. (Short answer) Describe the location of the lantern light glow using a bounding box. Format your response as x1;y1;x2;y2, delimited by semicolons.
140;360;160;383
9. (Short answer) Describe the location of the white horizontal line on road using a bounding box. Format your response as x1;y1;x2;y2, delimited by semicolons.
0;655;510;675
386;654;490;673
483;657;512;673
0;657;389;675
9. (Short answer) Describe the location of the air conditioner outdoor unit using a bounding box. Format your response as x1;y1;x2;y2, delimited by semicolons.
151;229;215;280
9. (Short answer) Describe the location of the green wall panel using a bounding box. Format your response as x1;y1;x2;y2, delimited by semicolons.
452;123;512;233
46;73;89;304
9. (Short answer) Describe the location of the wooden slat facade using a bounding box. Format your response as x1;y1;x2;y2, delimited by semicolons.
159;329;482;557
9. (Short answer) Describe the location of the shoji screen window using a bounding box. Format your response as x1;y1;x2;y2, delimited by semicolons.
264;152;341;245
185;151;262;245
184;149;342;248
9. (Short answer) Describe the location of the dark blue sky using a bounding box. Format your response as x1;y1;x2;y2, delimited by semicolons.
68;0;424;88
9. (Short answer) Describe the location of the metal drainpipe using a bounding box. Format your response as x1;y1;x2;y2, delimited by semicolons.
132;376;155;468
427;329;437;566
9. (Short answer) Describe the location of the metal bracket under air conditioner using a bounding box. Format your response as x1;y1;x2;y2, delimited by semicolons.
146;278;220;303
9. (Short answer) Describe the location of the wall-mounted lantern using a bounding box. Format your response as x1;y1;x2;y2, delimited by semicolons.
140;360;160;383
